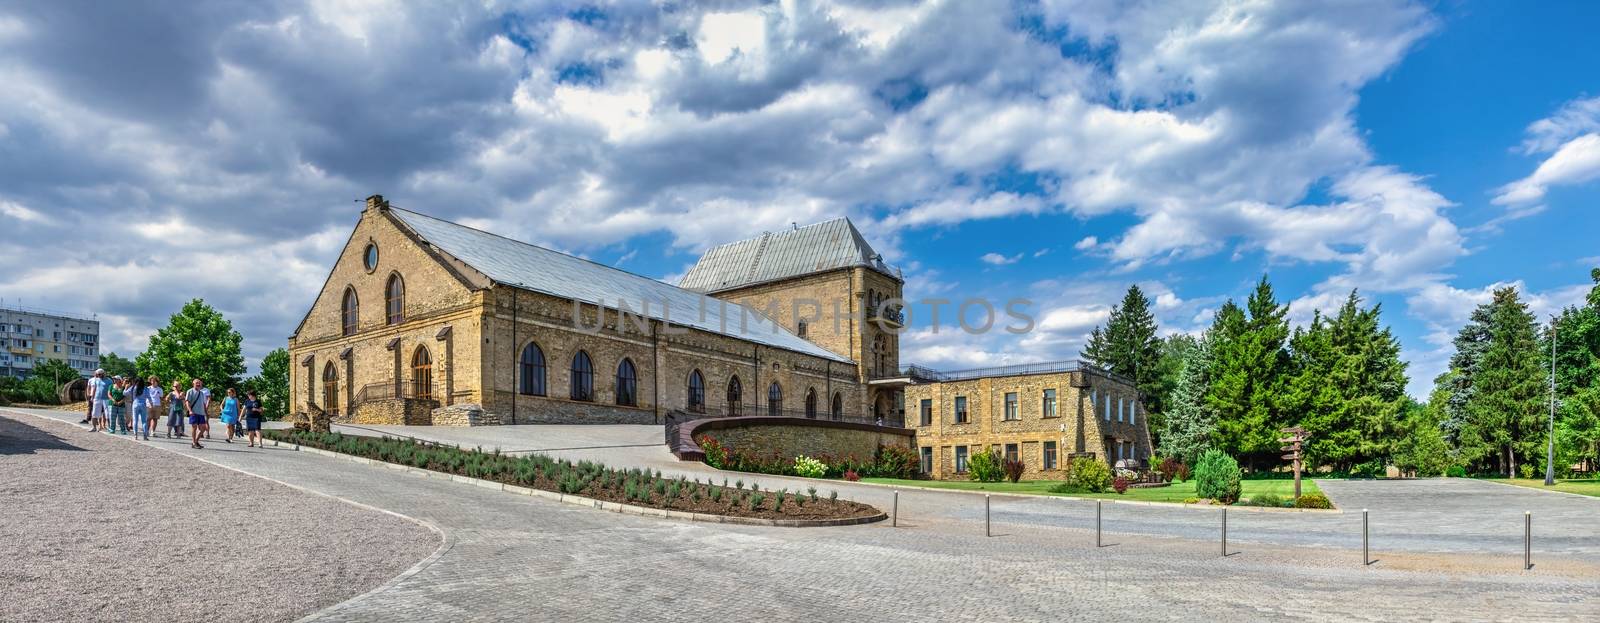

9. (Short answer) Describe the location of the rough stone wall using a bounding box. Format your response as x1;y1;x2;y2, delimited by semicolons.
288;199;487;417
432;403;502;427
352;398;437;425
288;198;873;426
904;370;1152;481
701;420;913;464
476;285;868;424
708;269;857;361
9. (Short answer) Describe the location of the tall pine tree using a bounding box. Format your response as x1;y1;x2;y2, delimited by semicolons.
1158;330;1215;464
1549;268;1600;473
1459;287;1544;476
1206;277;1291;469
1283;291;1409;470
1083;285;1164;410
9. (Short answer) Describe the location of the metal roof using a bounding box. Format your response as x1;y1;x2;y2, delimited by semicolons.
389;207;852;363
677;217;899;293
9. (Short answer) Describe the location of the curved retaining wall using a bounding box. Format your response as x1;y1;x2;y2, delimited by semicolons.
672;416;914;461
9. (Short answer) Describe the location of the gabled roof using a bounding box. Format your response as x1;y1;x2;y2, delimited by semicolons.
388;207;852;363
677;217;900;293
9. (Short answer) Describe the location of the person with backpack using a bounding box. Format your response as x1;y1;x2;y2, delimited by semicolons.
128;376;150;440
184;378;210;449
108;377;128;435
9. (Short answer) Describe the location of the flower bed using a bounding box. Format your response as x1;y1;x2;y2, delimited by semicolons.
698;434;920;481
265;429;880;522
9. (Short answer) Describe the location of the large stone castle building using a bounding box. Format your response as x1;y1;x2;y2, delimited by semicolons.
287;196;903;427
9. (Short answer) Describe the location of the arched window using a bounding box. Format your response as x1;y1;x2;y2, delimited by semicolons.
341;288;358;336
767;381;783;416
805;388;817;418
385;273;405;325
411;345;433;400
570;350;593;401
615;358;637;407
322;362;339;416
831;392;843;420
519;342;546;396
726;375;742;416
687;370;705;413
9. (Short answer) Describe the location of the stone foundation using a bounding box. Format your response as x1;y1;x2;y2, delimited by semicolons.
352;398;437;425
432;403;502;427
682;417;914;462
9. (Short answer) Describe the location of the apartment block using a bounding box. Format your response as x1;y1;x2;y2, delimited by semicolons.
0;306;100;380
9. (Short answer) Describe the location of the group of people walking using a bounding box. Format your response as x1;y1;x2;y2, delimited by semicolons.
81;369;264;449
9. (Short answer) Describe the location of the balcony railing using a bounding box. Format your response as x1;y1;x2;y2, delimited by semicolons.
864;304;905;326
355;381;438;405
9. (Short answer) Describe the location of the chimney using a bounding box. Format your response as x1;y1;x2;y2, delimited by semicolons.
365;194;388;212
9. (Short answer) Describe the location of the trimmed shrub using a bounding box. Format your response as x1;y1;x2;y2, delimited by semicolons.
967;449;1006;483
1066;457;1112;493
793;455;828;479
1002;457;1025;483
843;469;860;482
1247;493;1284;508
1194;449;1242;504
875;445;920;479
1111;476;1129;494
1446;465;1467;478
1293;493;1333;509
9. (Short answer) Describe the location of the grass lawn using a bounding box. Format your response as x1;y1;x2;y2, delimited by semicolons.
859;476;1324;505
1489;478;1600;498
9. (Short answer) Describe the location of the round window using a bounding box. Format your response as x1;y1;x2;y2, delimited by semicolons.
364;243;379;271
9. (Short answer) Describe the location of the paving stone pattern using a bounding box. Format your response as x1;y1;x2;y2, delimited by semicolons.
8;408;1600;621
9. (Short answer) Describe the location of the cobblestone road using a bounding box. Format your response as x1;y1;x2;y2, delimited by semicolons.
11;408;1599;621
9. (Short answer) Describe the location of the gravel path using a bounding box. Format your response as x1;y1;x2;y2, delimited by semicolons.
0;412;440;623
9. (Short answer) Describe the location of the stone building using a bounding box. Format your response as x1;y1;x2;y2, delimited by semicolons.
899;362;1152;478
678;217;907;423
287;196;885;426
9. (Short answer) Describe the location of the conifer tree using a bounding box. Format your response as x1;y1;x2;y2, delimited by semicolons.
1206;277;1291;468
1283;291;1408;470
1461;287;1544;476
1158;331;1215;464
1083;285;1164;409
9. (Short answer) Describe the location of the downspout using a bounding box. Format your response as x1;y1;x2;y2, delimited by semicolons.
652;322;661;424
511;289;518;425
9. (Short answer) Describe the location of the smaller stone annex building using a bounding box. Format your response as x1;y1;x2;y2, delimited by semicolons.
899;362;1153;480
288;196;897;426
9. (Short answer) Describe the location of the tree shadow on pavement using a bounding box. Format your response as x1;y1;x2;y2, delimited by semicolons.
0;413;88;456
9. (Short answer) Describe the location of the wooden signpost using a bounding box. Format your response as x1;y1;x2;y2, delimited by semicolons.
1279;426;1308;499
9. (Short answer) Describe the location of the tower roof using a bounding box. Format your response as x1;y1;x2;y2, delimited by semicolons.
386;207;852;364
677;217;899;293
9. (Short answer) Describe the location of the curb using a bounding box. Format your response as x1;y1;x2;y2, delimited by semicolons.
270;438;887;528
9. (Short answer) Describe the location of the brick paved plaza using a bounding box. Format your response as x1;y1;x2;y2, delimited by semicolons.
6;407;1599;622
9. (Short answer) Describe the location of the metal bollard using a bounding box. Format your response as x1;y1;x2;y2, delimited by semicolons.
985;495;992;537
1363;509;1370;566
1096;500;1102;547
1525;511;1532;570
891;490;899;528
1221;507;1228;557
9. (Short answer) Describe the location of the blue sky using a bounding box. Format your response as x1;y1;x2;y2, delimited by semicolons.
1;1;1596;397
